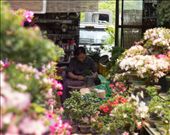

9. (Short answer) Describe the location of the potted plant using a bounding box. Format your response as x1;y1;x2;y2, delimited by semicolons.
63;91;100;133
148;89;170;135
91;95;149;134
113;28;170;85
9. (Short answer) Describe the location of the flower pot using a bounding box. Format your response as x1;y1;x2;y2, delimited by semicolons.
71;124;79;133
78;124;91;134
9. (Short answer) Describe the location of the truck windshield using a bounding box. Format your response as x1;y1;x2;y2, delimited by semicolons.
79;28;109;45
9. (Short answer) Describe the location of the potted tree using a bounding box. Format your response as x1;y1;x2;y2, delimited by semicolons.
63;91;100;133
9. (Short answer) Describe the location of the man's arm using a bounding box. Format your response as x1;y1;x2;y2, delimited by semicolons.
68;72;85;81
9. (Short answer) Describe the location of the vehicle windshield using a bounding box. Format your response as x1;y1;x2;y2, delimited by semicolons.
79;28;109;45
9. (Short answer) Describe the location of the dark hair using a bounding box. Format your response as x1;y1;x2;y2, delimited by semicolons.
74;47;86;56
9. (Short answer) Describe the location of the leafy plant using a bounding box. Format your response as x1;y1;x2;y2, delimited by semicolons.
92;96;146;134
63;91;100;124
0;2;64;67
107;47;124;77
149;96;170;124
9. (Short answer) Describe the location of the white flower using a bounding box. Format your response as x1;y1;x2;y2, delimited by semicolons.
136;101;149;118
118;55;170;82
2;113;13;125
6;92;31;110
16;84;28;91
19;117;47;135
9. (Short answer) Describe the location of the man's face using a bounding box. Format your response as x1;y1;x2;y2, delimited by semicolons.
77;53;86;62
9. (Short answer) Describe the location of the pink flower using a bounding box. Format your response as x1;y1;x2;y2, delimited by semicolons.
49;125;56;134
155;54;167;59
136;121;142;129
57;91;63;96
6;124;19;134
59;107;64;113
52;79;63;91
0;60;10;71
122;131;129;135
110;82;127;93
56;83;63;91
46;112;54;119
47;99;55;105
24;11;34;23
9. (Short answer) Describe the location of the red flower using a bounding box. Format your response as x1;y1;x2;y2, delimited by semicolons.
113;100;119;105
110;82;127;93
99;104;110;113
109;84;115;89
57;91;63;96
120;98;127;103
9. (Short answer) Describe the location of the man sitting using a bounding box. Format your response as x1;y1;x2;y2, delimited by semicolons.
62;47;100;102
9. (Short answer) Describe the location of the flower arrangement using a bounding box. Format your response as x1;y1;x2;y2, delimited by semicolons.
119;45;147;60
114;28;170;83
0;2;70;135
118;55;169;82
92;95;149;134
46;111;72;135
0;61;72;135
143;28;170;54
99;96;127;114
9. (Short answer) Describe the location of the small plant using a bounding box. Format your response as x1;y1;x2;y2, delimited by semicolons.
63;91;100;124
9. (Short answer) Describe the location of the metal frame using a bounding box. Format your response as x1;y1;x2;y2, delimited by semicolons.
115;0;158;48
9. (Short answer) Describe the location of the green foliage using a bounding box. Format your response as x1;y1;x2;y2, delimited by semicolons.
0;2;64;67
99;0;116;23
107;47;125;77
105;25;115;45
157;1;170;27
91;115;113;134
80;12;85;22
63;91;100;124
145;86;159;97
149;96;170;123
110;103;137;132
92;102;138;134
5;63;47;104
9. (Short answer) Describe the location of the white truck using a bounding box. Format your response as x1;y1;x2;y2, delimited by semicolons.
79;10;113;58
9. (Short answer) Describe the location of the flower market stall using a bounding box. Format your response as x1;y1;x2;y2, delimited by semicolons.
62;28;170;135
1;1;170;135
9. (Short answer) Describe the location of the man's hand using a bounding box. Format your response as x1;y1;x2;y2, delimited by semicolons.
77;75;85;81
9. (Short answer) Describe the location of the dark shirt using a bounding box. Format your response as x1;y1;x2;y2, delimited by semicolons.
67;56;97;76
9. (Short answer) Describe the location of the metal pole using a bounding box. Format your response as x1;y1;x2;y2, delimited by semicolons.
121;0;124;48
115;0;119;47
